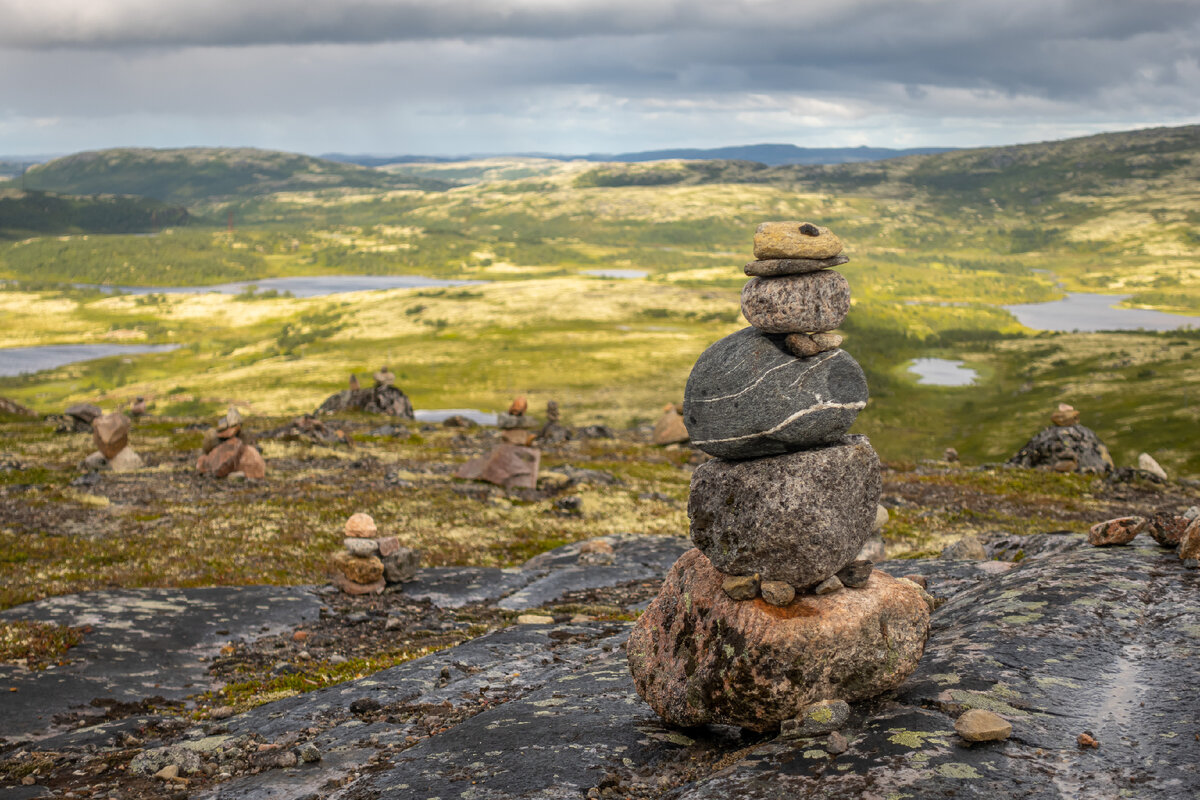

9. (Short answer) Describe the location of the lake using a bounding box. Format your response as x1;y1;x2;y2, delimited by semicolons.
582;269;648;279
81;275;484;299
1006;293;1200;332
0;344;181;377
908;358;978;386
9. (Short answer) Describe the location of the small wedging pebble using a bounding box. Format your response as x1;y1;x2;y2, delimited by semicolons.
722;574;761;601
813;575;843;595
835;560;872;588
298;743;321;763
759;580;795;606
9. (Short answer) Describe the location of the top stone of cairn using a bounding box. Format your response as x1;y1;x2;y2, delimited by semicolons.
753;222;843;260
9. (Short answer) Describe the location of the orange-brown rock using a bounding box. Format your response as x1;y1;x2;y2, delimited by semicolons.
1179;519;1200;561
236;445;266;479
652;405;689;445
508;396;528;416
333;550;384;584
92;412;131;460
197;437;244;478
1088;516;1146;546
454;444;540;489
627;549;930;731
344;513;378;538
1051;403;1080;427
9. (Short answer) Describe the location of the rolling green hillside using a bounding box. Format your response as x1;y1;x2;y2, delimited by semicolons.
21;147;452;203
1;126;1198;472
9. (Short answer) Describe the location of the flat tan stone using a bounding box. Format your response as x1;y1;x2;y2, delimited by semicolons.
955;708;1013;742
753;222;843;260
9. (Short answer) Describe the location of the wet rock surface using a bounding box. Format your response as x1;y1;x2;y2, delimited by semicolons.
682;327;867;460
0;587;322;740
5;535;1200;799
669;540;1200;799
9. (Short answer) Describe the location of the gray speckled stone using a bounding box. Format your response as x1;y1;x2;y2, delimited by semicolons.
744;255;849;277
741;271;850;334
689;436;881;587
682;327;867;460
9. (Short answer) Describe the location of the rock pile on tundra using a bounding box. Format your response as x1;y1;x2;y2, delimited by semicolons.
332;512;420;595
628;222;932;731
196;406;266;479
83;411;144;472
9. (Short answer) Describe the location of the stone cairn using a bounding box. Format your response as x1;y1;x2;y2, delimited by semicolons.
628;222;932;731
82;410;144;472
196;406;266;480
332;513;420;595
1008;403;1113;474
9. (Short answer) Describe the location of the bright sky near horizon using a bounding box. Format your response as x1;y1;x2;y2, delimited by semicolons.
1;0;1198;157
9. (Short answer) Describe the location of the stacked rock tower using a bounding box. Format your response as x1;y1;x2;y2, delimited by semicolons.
628;222;932;731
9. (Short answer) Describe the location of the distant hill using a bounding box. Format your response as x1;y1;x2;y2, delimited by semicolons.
325;144;955;168
21;147;450;204
0;190;188;239
585;143;956;165
573;125;1200;204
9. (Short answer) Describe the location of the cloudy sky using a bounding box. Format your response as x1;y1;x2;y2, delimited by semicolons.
1;0;1198;157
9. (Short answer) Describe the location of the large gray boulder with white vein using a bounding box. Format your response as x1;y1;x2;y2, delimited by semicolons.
682;327;867;460
688;436;881;588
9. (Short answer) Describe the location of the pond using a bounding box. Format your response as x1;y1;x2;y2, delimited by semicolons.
412;408;498;425
80;275;484;299
1005;293;1200;332
582;269;648;279
907;358;978;386
0;344;181;377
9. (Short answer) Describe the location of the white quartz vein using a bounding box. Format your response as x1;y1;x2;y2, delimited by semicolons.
692;399;867;445
692;350;840;405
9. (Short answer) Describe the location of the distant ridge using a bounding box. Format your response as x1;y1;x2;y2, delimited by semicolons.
322;143;956;168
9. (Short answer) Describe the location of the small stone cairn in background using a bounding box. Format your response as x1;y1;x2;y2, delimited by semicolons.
332;512;420;595
1008;403;1114;474
196;406;266;480
628;222;932;731
82;410;144;472
454;397;542;489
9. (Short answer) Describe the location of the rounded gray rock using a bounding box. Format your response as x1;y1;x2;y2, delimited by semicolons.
682;327;867;460
740;271;850;334
688;436;881;588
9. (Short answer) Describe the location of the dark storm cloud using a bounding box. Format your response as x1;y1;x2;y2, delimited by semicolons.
3;0;1198;104
0;0;1197;154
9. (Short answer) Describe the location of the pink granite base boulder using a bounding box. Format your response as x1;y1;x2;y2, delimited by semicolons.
627;548;930;732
